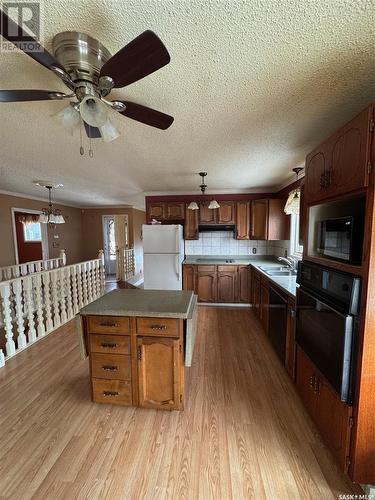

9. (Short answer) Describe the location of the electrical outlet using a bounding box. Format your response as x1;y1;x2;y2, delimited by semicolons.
252;247;257;254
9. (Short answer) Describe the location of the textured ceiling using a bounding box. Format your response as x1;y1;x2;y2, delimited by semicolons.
0;0;374;209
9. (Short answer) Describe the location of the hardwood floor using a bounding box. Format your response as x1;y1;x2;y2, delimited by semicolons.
0;306;360;499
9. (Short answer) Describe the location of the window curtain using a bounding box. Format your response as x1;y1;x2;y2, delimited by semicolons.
284;188;301;215
18;214;40;224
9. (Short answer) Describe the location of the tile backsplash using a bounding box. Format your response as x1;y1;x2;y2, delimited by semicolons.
184;231;290;256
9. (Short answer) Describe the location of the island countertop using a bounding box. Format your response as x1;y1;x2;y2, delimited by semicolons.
80;289;196;319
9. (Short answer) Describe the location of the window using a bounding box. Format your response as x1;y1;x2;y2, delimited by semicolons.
23;222;42;242
289;213;303;257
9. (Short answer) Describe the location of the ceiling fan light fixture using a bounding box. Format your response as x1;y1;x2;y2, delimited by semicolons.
54;104;80;132
37;213;49;224
80;95;108;128
187;201;199;210
99;119;120;143
208;200;220;209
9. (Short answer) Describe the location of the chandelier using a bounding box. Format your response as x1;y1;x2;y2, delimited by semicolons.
284;167;303;215
187;172;220;210
34;181;66;225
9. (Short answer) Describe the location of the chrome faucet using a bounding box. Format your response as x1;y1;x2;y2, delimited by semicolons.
277;256;297;270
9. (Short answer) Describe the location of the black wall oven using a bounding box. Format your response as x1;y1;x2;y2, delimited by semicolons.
296;261;361;404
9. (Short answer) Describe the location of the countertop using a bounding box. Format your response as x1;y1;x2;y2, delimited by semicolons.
183;255;298;298
80;289;196;318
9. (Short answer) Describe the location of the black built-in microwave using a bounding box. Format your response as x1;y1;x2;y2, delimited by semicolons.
317;216;364;264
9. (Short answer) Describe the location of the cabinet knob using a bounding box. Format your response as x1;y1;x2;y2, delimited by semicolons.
103;391;119;397
102;365;118;371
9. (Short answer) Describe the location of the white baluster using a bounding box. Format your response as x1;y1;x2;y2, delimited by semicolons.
60;249;67;266
13;279;27;349
24;276;37;343
20;264;28;277
42;273;53;333
93;261;99;299
5;268;12;280
98;250;105;295
65;267;74;320
33;273;45;337
0;283;16;356
35;262;42;273
71;265;79;314
87;261;93;304
82;262;89;306
59;268;68;324
0;349;5;367
50;270;60;328
77;263;84;309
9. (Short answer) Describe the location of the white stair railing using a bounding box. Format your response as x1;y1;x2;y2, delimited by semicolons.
0;249;67;282
116;247;135;282
0;250;105;368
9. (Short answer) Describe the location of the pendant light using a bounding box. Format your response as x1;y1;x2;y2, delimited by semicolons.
187;172;220;210
284;167;303;215
34;181;66;227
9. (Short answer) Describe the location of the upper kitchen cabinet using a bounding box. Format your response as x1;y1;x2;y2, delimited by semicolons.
148;202;185;222
305;104;374;204
251;199;288;240
217;201;235;224
235;201;250;239
184;205;199;240
199;204;216;224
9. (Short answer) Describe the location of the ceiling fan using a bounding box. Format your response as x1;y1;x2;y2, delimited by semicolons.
0;8;174;143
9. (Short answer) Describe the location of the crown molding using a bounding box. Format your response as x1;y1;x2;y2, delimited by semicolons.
144;187;279;196
0;189;81;208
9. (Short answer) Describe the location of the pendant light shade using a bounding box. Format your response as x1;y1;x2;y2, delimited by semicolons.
54;104;80;132
284;189;300;215
188;201;199;210
208;199;220;209
99;119;120;143
80;95;108;128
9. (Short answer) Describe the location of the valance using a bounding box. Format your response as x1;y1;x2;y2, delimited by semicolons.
18;214;40;225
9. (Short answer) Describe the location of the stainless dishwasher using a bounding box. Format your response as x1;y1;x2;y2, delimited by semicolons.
268;286;288;362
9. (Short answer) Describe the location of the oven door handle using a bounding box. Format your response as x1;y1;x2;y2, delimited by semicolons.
297;288;352;319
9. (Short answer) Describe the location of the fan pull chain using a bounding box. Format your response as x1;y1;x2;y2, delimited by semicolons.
79;120;84;156
89;131;94;158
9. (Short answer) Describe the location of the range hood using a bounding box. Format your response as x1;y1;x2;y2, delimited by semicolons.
199;224;235;232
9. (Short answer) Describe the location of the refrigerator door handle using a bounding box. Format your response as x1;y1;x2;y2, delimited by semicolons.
175;225;180;253
176;254;181;281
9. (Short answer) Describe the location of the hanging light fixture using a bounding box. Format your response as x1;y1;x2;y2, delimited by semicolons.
188;172;220;210
34;181;66;226
284;167;303;215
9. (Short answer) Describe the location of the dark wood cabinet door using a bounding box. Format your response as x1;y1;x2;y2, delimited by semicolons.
296;347;318;419
184;206;199;240
260;283;269;332
137;337;182;410
217;202;235;224
183;265;196;292
268;199;289;240
199;204;216;224
251;199;268;240
217;267;236;303
299;182;306;247
305;148;327;204
149;202;165;221
285;298;296;379
166;202;185;220
237;266;250;303
236;202;250;239
197;271;217;302
315;378;352;471
328;105;373;197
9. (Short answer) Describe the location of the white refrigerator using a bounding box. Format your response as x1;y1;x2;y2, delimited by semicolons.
143;224;185;290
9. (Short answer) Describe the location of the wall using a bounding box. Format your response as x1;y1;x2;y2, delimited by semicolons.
0;193;83;267
185;231;273;256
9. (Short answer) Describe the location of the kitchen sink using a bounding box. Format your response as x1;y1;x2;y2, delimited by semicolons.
259;265;287;271
266;270;297;277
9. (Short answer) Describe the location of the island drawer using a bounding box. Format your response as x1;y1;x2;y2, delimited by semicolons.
87;316;130;334
136;317;181;337
92;379;132;405
90;334;131;355
197;265;216;272
91;353;131;380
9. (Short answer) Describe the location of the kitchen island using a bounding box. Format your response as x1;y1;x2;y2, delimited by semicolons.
79;289;198;411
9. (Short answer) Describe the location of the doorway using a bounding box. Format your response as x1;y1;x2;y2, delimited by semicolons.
102;215;129;280
12;209;49;264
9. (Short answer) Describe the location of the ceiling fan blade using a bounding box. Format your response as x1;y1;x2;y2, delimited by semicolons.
84;122;101;138
117;101;174;130
100;30;170;88
0;8;65;72
0;89;67;102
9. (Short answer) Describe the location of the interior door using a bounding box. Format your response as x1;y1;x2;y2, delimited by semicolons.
14;212;43;264
103;216;117;275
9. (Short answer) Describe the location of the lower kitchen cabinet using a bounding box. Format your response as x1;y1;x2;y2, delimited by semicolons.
296;347;352;471
197;267;217;303
137;336;183;410
184;264;251;304
252;271;261;316
260;282;269;332
217;266;237;302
